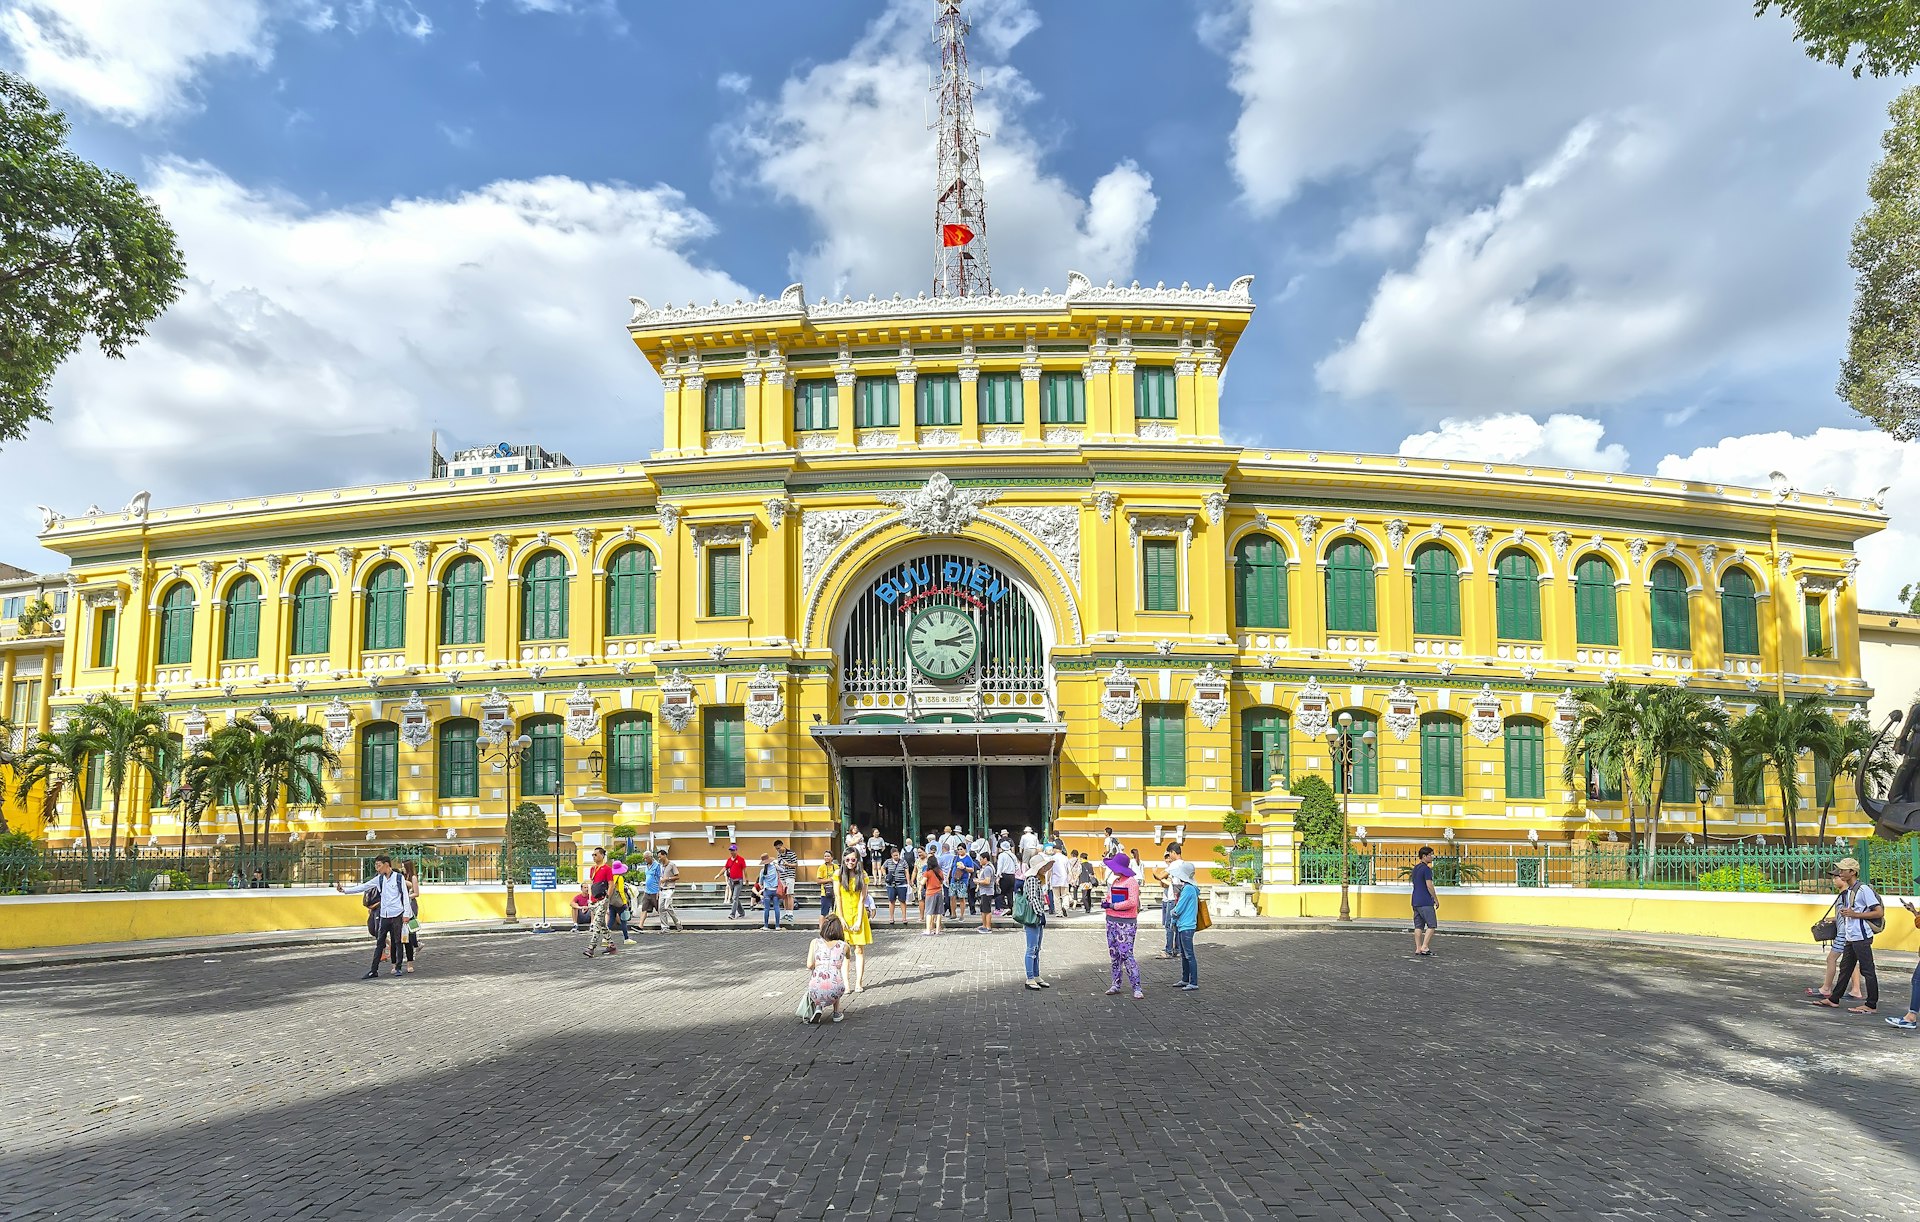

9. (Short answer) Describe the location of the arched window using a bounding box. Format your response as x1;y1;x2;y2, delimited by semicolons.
1242;707;1288;792
1324;540;1377;633
522;715;563;797
149;732;184;808
1420;714;1464;797
1494;549;1542;641
157;583;195;665
521;551;569;642
438;718;478;799
363;563;406;650
291;570;332;656
360;722;398;802
1410;543;1460;636
1333;711;1377;795
608;712;654;794
83;751;103;811
222;576;262;660
440;556;485;646
1573;554;1619;646
606;546;658;637
1233;534;1289;628
1650;560;1691;651
1504;717;1545;799
1721;568;1761;655
1660;755;1695;805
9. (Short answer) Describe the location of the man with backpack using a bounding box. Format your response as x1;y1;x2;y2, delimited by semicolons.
1813;857;1884;1014
337;855;411;980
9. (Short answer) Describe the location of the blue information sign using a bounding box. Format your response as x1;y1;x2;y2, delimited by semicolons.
528;866;558;891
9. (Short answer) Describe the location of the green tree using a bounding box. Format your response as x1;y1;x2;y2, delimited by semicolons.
11;716;100;871
0;73;185;444
183;727;254;872
1636;686;1731;876
1561;681;1649;857
73;694;168;877
1900;581;1920;614
1814;712;1896;840
1731;693;1833;847
247;711;337;877
1288;774;1342;851
1756;1;1920;78
1840;87;1920;440
0;714;15;834
506;800;551;868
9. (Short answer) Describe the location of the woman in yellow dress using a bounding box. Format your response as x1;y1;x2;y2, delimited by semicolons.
834;849;875;992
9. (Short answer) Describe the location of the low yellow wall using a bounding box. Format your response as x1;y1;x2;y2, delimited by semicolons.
0;888;522;951
1259;886;1920;952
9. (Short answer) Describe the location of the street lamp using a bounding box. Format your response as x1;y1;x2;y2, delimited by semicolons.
482;733;533;922
1324;711;1376;923
555;748;605;862
1696;780;1712;848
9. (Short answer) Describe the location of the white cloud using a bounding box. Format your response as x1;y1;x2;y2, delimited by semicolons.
716;71;751;95
717;0;1158;297
0;0;273;124
1210;0;1898;413
0;161;746;566
1397;412;1629;472
1656;428;1918;609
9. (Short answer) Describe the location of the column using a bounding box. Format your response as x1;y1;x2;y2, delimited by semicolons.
895;369;917;448
833;373;857;451
484;543;513;664
959;367;981;445
1020;366;1043;444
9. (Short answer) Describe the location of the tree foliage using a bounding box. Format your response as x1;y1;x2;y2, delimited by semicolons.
506;801;551;854
1841;86;1920;440
1288;774;1342;851
1731;693;1834;847
1757;1;1920;78
0;72;185;444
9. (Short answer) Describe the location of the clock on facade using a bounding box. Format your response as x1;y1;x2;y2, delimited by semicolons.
905;604;978;682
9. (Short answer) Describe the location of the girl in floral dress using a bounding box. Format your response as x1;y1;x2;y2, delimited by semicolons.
798;913;850;1024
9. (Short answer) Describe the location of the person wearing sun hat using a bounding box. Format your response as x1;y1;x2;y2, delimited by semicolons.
1167;860;1201;990
1101;850;1144;998
1812;856;1883;1014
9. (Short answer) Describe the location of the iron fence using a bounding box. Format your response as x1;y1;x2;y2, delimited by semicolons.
0;840;579;894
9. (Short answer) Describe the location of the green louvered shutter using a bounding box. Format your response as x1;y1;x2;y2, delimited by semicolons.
439;558;484;646
1574;556;1619;646
293;570;333;655
1244;709;1288;792
610;714;654;794
1142;539;1179;611
1650;561;1691;650
438;720;478;799
522;552;569;641
1504;719;1545;799
1143;704;1186;787
1420;716;1463;797
360;724;398;802
1410;544;1460;636
1041;373;1084;423
708;547;742;617
704;708;745;788
1234;535;1288;628
1721;570;1760;655
1134;366;1176;419
222;577;261;660
916;375;961;426
1325;542;1377;632
1494;550;1542;641
979;372;1022;424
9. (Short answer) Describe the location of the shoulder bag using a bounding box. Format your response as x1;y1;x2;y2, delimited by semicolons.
1811;894;1839;944
1012;891;1036;926
1196;897;1214;932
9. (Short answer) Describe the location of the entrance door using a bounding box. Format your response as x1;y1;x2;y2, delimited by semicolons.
910;765;977;844
982;764;1051;841
844;766;905;854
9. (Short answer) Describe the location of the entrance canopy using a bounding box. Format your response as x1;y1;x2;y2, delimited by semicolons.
809;721;1066;768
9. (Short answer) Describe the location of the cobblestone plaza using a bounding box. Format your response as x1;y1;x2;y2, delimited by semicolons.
4;925;1918;1220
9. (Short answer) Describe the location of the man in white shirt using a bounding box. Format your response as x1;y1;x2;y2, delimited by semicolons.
1019;826;1040;858
336;854;412;980
995;842;1020;913
1815;856;1883;1013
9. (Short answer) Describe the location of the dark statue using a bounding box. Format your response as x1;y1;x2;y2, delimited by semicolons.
1863;701;1920;838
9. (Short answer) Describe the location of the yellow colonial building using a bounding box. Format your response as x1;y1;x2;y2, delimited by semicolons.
25;272;1888;870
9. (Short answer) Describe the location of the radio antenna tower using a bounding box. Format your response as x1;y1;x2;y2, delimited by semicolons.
932;0;993;297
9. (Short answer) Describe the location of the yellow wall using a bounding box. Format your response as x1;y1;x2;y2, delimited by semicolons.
0;888;524;951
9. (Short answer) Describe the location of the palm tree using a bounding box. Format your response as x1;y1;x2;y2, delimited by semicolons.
74;695;169;879
1814;713;1895;842
1561;681;1648;861
12;717;102;877
182;731;252;881
250;712;337;878
0;714;15;835
1730;693;1831;848
1636;687;1731;877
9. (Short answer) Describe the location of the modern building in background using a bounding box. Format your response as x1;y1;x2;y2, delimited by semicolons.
1861;607;1920;730
431;441;574;481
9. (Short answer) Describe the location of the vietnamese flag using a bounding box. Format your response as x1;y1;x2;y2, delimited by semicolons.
941;223;975;247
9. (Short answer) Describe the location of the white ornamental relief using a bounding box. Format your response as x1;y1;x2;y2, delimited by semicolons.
919;429;961;447
876;473;1000;536
1203;492;1227;526
763;498;794;530
564;683;600;743
1094;489;1118;521
1468;685;1503;744
983;427;1024;446
398;691;431;750
658;669;697;733
490;534;511;563
183;707;213;754
1384;519;1408;550
1550;531;1571;562
706;432;748;452
1553;688;1582;744
478;689;513;745
1189;662;1231;730
1099;662;1142;728
857;430;901;450
1293;677;1331;740
1383;680;1418;741
1043;427;1084;446
320;698;352;751
573;528;595;557
745;665;786;730
411;540;431;567
1137;422;1176;441
658;504;681;536
990;506;1082;584
1470;525;1492;554
800;509;888;594
1297;516;1321;548
800;433;838;452
1701;543;1719;575
1628;538;1648;566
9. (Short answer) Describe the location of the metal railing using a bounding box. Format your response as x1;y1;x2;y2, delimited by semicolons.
1293;842;1885;894
0;841;580;894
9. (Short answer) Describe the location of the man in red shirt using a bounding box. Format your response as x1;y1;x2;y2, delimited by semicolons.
718;843;748;919
583;847;618;958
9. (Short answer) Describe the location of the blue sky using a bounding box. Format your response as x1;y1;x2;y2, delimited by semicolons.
2;0;1916;600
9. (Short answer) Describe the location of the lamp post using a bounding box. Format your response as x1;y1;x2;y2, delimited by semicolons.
1324;711;1376;923
483;733;533;922
555;749;604;864
1696;780;1712;848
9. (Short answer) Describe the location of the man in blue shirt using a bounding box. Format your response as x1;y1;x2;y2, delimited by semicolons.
1410;845;1438;957
636;851;666;933
936;844;959;917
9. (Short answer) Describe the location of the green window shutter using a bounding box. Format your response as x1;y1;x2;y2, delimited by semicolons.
1142;539;1179;611
522;718;562;797
437;720;479;799
293;571;333;655
1420;716;1463;797
1234;535;1288;628
1335;715;1378;795
704;708;745;789
1815;752;1833;807
1733;751;1766;806
363;565;406;650
1243;710;1288;792
96;608;117;668
978;372;1023;424
1721;570;1760;655
1504;719;1545;800
915;374;961;425
1410;544;1460;636
1325;541;1377;632
521;552;569;641
1659;756;1695;806
1494;550;1543;641
360;724;398;802
794;380;837;431
704;379;744;431
856;377;899;428
1134;366;1176;419
439;558;483;646
83;752;103;811
607;546;658;637
707;547;742;617
1574;556;1619;646
222;577;261;660
1806;596;1826;655
1650;561;1691;651
610;714;654;794
1143;703;1187;787
150;735;182;807
158;585;195;665
1041;373;1085;423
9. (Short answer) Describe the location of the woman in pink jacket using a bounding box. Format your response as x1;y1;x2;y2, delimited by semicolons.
1101;851;1143;998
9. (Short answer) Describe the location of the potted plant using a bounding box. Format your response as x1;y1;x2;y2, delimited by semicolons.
1208;812;1260;917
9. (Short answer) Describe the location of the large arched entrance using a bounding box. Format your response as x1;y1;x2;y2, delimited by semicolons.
812;545;1065;850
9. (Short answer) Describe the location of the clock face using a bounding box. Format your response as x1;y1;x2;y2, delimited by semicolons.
906;605;978;682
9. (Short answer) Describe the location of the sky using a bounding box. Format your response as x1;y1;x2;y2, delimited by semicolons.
2;0;1917;605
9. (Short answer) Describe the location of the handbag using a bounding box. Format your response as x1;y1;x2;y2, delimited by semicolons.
1012;891;1036;926
1811;895;1839;943
1196;898;1213;932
